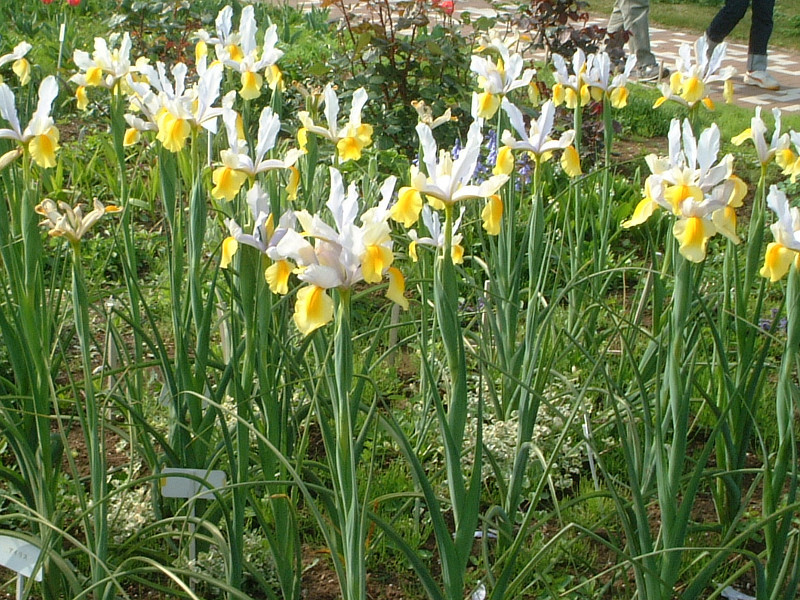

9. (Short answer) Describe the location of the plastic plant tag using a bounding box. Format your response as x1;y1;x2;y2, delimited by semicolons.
469;582;486;600
0;535;42;581
721;587;756;600
160;468;226;500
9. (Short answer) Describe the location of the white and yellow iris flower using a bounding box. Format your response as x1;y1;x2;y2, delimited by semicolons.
582;52;637;108
411;100;455;129
194;5;243;64
731;106;793;170
0;76;60;168
35;198;121;244
654;37;736;111
219;8;283;100
298;84;373;162
469;37;535;119
136;59;224;152
70;33;135;104
778;131;800;183
623;118;742;262
391;116;508;227
761;185;800;281
211;106;303;201
408;205;466;265
0;42;33;86
500;98;576;165
220;184;297;293
552;49;591;109
270;168;406;335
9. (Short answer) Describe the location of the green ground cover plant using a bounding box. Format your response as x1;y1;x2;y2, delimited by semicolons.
0;1;799;599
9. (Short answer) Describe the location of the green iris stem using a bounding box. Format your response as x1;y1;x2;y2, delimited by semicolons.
437;203;468;485
330;288;366;600
713;161;771;527
567;97;586;334
656;243;694;596
594;94;615;300
70;243;110;600
109;87;145;423
432;202;479;600
502;156;544;531
763;265;799;594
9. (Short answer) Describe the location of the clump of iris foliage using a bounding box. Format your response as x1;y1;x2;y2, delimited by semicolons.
1;1;800;600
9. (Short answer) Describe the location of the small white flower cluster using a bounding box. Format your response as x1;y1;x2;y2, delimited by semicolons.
108;465;152;545
457;376;584;493
176;530;279;596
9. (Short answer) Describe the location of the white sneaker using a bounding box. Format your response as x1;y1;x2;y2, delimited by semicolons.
743;71;780;91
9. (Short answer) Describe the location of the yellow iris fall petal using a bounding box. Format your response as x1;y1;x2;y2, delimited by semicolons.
86;66;103;87
451;244;465;265
266;259;293;295
727;175;747;207
580;84;591;106
287;166;300;201
653;96;668;109
776;148;797;173
386;267;409;310
673;216;714;263
731;128;752;147
337;136;363;162
681;76;705;105
561;146;582;177
476;92;501;119
294;285;334;336
123;128;140;147
610;86;629;109
195;40;208;63
362;245;393;284
409;240;419;262
29;126;60;169
212;166;247;202
12;58;30;86
266;65;284;91
565;88;578;109
156;111;191;153
669;71;682;95
221;237;239;269
761;243;796;282
712;206;740;244
552;83;566;106
481;194;503;235
391;187;423;227
356;123;373;147
240;71;263;100
76;86;89;111
623;177;661;228
494;146;514;176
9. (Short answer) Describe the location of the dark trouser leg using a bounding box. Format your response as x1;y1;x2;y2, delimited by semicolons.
706;0;749;44
747;0;774;70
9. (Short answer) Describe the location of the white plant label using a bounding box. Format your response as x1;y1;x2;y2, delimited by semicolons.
160;468;226;500
0;536;42;581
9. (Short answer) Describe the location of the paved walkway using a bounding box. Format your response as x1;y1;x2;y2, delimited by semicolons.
286;0;800;113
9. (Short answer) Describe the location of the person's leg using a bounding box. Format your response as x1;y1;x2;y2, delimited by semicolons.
629;0;657;66
746;0;775;71
612;0;656;67
706;0;750;44
608;0;625;33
